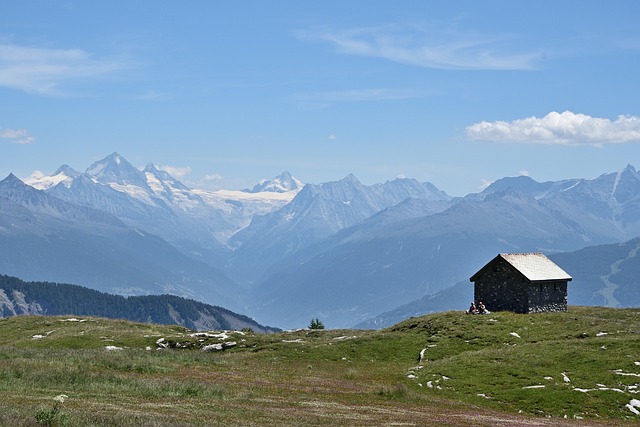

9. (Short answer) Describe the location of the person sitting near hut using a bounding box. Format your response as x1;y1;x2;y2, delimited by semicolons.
478;301;489;315
467;302;478;315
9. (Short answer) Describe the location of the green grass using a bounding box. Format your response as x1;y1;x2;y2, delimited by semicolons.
0;308;638;426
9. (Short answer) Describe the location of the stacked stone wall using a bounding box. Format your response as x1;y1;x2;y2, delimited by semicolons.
527;281;568;313
473;258;568;314
474;258;528;313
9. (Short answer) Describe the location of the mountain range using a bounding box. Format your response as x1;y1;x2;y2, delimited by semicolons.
3;152;640;329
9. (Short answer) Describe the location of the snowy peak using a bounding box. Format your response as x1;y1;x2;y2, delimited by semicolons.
54;164;81;178
85;152;149;189
610;163;640;204
249;171;303;193
24;165;79;191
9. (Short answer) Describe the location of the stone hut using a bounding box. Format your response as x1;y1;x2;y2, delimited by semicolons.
469;253;572;313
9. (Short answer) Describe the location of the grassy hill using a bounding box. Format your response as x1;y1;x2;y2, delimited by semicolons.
0;307;638;426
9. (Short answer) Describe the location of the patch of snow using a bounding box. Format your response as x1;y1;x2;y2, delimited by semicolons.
523;385;545;389
105;345;123;351
509;332;521;338
60;318;86;322
206;188;297;202
544;376;554;380
596;332;608;337
407;374;416;379
477;393;491;399
24;171;72;190
282;339;304;343
426;381;433;388
109;183;156;205
562;372;571;382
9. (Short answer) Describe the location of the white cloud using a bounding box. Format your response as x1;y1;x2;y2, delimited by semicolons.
295;24;541;70
158;165;192;180
204;173;224;182
519;170;529;176
479;178;494;190
294;88;420;110
0;43;126;95
466;111;640;146
0;127;35;144
328;134;337;141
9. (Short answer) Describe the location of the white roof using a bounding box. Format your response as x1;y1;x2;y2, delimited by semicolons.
500;253;572;282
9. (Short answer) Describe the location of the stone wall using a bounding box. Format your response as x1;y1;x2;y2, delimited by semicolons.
526;281;568;313
473;257;568;313
473;257;528;313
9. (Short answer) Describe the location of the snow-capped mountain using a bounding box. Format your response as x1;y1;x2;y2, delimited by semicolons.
25;153;300;265
0;174;243;311
248;171;303;193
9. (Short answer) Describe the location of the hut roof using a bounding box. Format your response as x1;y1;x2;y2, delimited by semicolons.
470;253;572;282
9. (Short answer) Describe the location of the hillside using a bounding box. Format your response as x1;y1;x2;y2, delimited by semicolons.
0;275;277;333
0;307;637;426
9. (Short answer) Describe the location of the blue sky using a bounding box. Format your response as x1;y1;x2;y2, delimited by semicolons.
1;1;640;196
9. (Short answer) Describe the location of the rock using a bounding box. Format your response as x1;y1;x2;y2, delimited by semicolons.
105;345;123;351
202;343;224;352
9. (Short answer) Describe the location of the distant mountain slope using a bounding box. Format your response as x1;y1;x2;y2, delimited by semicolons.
0;275;278;332
247;171;303;193
226;175;454;283
550;236;640;307
0;173;244;312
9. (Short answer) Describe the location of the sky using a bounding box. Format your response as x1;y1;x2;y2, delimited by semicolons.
1;1;640;196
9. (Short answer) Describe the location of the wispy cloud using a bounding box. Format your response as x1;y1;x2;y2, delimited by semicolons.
294;24;542;70
0;43;126;95
158;165;192;180
310;88;420;102
0;127;35;144
466;111;640;146
203;173;224;182
295;88;421;110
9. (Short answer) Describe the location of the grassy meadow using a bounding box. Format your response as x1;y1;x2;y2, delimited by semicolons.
0;307;638;426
